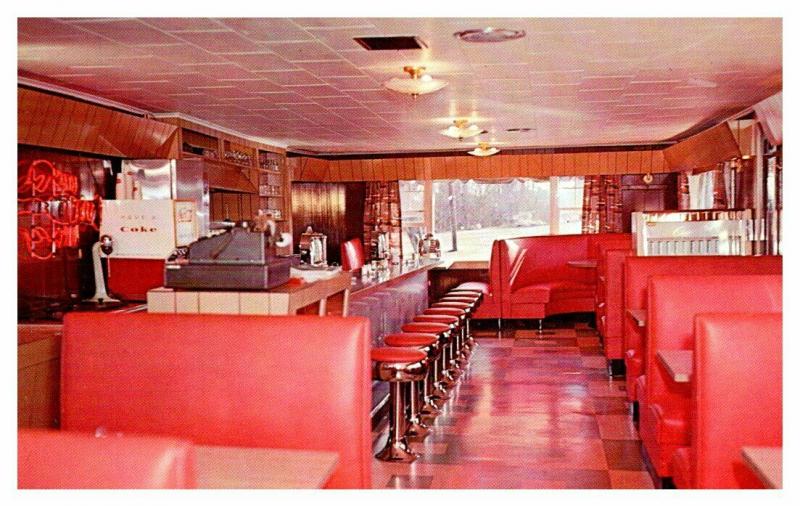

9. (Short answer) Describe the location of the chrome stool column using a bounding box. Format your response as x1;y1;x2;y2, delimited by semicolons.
383;333;440;440
442;293;481;352
371;347;428;462
401;322;455;392
412;314;462;375
424;306;470;361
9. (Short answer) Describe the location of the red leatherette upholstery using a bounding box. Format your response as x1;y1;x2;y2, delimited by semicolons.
672;313;782;489
598;248;634;359
340;238;365;272
60;313;372;489
483;233;631;320
622;255;782;401
640;275;782;477
18;429;196;489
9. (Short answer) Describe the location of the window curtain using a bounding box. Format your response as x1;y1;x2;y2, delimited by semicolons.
581;175;623;234
682;164;731;210
363;181;403;260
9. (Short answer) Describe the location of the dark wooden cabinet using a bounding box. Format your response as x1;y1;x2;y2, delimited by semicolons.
620;173;678;232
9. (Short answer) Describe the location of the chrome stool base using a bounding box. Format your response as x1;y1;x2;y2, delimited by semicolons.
405;419;430;442
375;438;419;463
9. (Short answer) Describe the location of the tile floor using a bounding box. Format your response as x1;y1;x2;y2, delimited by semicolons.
371;321;655;489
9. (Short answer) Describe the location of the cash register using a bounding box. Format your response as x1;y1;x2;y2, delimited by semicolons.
164;220;292;290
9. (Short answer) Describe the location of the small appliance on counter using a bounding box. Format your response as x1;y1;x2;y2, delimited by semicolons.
418;233;442;259
164;222;292;290
298;226;328;267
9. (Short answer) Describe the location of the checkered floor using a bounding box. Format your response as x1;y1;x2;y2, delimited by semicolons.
371;320;655;489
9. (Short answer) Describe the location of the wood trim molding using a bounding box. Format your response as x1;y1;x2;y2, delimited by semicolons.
292;148;672;182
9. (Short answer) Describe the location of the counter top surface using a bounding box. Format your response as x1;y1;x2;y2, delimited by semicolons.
350;259;441;296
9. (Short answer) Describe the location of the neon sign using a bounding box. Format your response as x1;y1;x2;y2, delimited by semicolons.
18;159;99;260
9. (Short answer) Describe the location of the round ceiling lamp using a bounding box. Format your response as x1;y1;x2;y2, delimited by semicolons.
383;66;448;98
454;27;526;43
440;119;486;140
468;142;500;157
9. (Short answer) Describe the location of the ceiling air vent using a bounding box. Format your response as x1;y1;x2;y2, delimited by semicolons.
353;36;428;51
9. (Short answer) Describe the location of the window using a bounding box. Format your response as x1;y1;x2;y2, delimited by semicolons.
555;176;584;235
400;177;584;261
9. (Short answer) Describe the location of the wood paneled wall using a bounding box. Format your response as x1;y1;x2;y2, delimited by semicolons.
18;325;61;428
291;149;671;182
620;173;679;232
18;87;179;159
663;123;741;172
291;182;366;264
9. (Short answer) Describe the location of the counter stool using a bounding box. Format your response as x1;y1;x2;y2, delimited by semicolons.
413;314;464;374
383;333;439;439
401;322;456;391
450;282;488;297
424;306;472;360
447;290;483;311
371;347;428;462
432;301;476;352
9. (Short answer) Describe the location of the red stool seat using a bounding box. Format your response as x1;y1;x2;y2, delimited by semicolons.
371;347;427;364
414;314;459;325
384;333;438;347
401;322;450;334
431;302;471;310
448;290;481;296
452;282;488;294
440;296;476;304
424;307;465;317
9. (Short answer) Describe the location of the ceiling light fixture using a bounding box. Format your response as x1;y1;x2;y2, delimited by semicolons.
383;66;447;98
440;119;486;140
454;27;526;43
468;142;500;157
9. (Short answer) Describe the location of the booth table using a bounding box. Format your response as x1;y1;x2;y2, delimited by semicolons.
741;446;782;489
656;350;693;383
195;445;339;489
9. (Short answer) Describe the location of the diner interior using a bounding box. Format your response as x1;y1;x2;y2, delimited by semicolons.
16;15;784;491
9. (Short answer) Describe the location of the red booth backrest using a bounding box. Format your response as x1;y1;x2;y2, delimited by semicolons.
18;429;196;489
61;313;372;489
623;256;782;367
692;313;782;488
646;275;782;426
341;237;365;272
601;248;634;343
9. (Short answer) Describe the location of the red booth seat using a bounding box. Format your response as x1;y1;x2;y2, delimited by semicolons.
18;429;195;489
640;275;782;478
61;313;371;489
477;233;631;320
672;313;782;489
622;255;782;401
597;248;634;360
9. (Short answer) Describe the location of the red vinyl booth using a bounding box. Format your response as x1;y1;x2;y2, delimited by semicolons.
18;429;196;489
340;237;366;272
639;275;782;478
672;313;782;489
60;313;372;489
622;255;782;402
597;247;633;361
477;233;631;320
